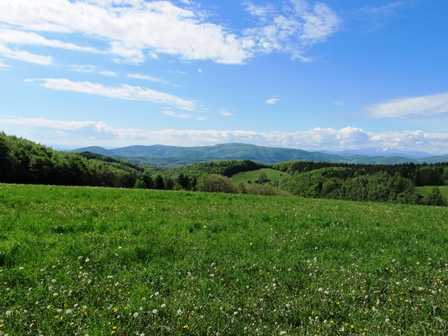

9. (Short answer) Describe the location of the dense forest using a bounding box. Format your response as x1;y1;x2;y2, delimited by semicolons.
0;132;159;188
1;132;447;205
274;161;448;206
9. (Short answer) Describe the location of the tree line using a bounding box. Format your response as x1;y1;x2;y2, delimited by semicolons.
1;133;447;205
276;165;447;206
273;160;448;186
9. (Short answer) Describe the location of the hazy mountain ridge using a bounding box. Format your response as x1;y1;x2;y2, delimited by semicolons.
321;147;438;158
73;143;448;166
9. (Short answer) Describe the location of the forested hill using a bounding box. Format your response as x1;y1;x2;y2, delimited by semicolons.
0;133;265;190
1;132;448;206
74;143;448;166
0;132;160;188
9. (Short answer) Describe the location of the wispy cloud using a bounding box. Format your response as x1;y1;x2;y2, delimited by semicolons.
127;73;166;83
266;97;279;105
358;2;406;16
69;65;97;73
0;59;10;67
163;111;207;120
244;0;340;60
0;29;99;53
36;78;196;111
366;92;448;118
220;109;235;117
99;71;117;77
0;0;340;65
351;2;407;31
2;118;448;154
0;43;53;65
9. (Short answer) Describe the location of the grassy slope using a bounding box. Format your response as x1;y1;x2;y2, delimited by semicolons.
416;185;448;198
230;168;290;185
1;184;447;335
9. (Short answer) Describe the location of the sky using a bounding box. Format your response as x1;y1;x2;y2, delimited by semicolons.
1;0;448;154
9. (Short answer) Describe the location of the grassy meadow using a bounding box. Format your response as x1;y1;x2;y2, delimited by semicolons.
416;186;448;199
1;184;447;335
230;168;289;185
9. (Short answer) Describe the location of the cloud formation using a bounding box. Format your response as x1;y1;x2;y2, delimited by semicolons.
266;97;279;105
2;117;448;154
220;109;234;117
366;92;448;118
99;71;116;76
163;111;207;120
358;2;406;16
0;43;53;65
33;78;196;111
0;0;340;65
127;73;166;83
244;0;340;60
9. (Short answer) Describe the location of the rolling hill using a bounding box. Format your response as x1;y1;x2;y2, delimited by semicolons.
73;143;448;167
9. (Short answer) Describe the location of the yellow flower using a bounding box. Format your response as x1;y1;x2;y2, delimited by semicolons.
183;325;189;329
55;315;59;319
112;326;117;330
0;324;4;328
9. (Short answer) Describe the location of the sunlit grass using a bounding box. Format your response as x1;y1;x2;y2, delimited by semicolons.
416;185;448;199
1;184;447;335
231;168;289;185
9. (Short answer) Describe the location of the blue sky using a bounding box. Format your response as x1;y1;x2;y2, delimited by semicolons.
1;0;448;153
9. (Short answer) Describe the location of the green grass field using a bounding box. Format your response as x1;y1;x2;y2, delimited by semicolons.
416;185;448;199
1;184;447;335
231;168;289;185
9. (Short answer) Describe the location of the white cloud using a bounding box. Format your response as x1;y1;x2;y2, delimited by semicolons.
70;65;97;73
244;0;340;59
220;109;234;117
99;70;117;76
2;118;448;154
163;110;207;120
109;41;145;64
127;73;165;83
366;92;448;118
0;43;53;65
0;29;99;53
266;97;279;105
358;2;405;16
0;59;10;67
36;78;196;111
244;2;276;18
0;0;340;64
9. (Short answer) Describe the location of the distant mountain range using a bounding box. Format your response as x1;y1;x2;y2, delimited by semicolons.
73;143;448;167
321;147;436;158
